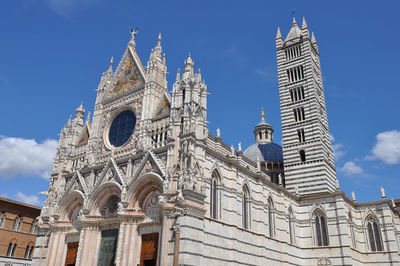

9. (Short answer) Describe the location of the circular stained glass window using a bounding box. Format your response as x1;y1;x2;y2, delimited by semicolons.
108;110;136;147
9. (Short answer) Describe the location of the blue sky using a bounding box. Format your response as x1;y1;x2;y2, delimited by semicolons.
0;0;399;206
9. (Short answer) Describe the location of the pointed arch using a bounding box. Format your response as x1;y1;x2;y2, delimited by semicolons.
89;181;122;216
7;238;17;257
365;215;383;252
348;211;356;248
24;241;34;259
242;184;251;229
59;190;85;222
127;172;163;210
313;209;329;246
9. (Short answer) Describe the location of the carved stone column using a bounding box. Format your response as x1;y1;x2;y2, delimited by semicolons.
173;226;181;266
159;208;173;266
75;227;86;266
115;221;127;266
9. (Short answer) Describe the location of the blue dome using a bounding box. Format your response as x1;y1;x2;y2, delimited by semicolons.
244;142;283;162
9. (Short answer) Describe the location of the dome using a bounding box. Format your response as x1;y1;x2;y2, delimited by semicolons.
244;142;283;162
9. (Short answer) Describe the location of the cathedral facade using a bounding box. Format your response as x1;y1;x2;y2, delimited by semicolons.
33;18;400;266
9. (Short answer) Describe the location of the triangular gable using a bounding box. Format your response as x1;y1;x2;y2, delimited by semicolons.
77;124;90;146
153;94;170;119
131;151;166;185
92;158;125;192
107;46;146;98
59;171;88;205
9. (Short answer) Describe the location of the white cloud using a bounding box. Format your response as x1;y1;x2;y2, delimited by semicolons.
47;0;101;17
368;130;400;165
330;134;346;161
0;136;57;179
340;161;363;176
332;143;346;161
16;192;41;206
256;66;274;83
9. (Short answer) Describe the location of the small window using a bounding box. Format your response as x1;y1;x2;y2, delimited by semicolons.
300;150;306;162
24;245;34;259
210;171;220;219
288;208;295;244
0;212;6;228
242;185;251;229
268;197;274;237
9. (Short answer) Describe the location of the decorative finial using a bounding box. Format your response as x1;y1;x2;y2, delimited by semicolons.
158;32;162;46
217;128;220;138
351;191;356;202
231;145;235;155
130;27;139;44
291;8;295;19
261;107;265;119
110;56;113;67
380;187;386;199
238;142;242;152
392;198;396;208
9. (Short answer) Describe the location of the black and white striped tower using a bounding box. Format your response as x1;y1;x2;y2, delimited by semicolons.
276;17;337;195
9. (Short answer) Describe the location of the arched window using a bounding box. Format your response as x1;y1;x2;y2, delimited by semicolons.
242;185;251;229
268;197;274;237
299;150;306;162
349;212;356;248
314;211;329;246
13;215;23;231
30;221;37;234
0;211;6;227
367;217;383;251
210;171;220;219
24;243;34;259
7;240;17;257
288;208;295;244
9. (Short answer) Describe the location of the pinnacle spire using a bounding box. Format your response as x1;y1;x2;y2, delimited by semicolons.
301;17;308;29
292;16;297;25
311;32;317;43
276;27;282;39
76;101;85;114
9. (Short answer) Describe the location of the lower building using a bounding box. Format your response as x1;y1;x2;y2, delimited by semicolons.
0;197;41;266
32;18;400;266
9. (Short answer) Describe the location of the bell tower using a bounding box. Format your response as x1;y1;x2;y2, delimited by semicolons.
276;17;337;195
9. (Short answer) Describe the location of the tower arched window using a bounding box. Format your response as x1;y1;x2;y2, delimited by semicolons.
288;208;295;244
268;197;275;237
210;171;220;219
300;150;306;162
314;210;329;246
242;185;251;229
366;217;383;252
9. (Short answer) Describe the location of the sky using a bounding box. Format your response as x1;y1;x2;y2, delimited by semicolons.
0;0;399;206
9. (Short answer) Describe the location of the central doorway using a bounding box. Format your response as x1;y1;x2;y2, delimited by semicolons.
139;233;159;266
